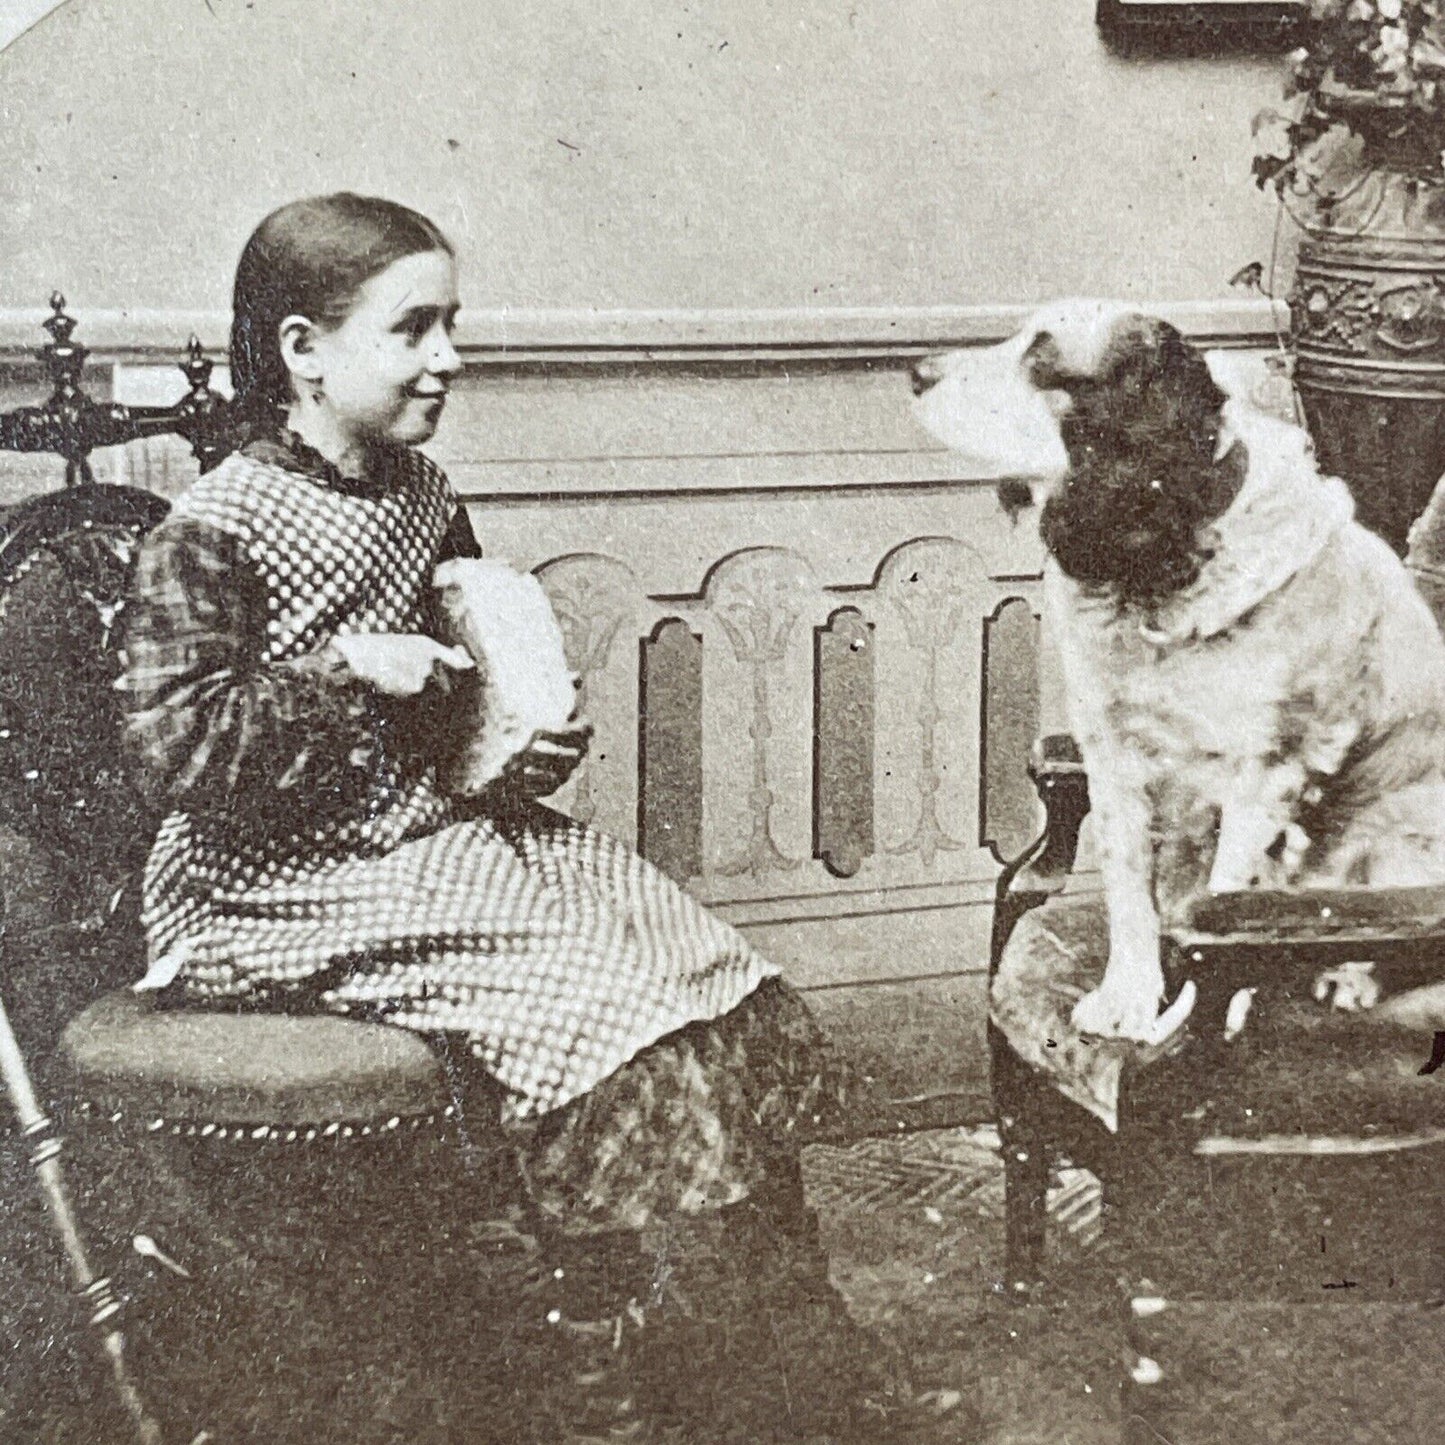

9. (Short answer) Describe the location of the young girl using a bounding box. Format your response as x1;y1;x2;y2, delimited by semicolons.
119;194;961;1442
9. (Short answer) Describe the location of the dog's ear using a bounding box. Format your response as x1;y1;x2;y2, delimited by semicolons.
1039;316;1242;605
1021;330;1074;393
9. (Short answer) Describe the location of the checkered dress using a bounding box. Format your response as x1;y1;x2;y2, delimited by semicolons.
120;435;780;1128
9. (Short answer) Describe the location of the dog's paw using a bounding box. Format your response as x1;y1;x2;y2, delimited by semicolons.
1312;961;1381;1013
1071;974;1197;1046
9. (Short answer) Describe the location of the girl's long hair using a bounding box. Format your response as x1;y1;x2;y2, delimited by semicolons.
228;193;453;441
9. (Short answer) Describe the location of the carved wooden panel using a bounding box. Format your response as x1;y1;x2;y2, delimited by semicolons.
980;596;1042;865
534;553;641;840
638;617;703;880
814;606;874;879
699;548;816;883
525;531;1038;911
871;537;989;871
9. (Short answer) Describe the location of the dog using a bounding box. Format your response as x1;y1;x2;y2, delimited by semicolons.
912;300;1445;1044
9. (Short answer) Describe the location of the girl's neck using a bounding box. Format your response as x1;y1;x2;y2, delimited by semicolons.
284;396;369;479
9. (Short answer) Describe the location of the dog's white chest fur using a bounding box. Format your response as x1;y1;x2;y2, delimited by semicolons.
1058;570;1306;912
1096;613;1290;768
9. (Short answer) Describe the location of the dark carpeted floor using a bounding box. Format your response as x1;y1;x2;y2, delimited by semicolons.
3;1121;1443;1443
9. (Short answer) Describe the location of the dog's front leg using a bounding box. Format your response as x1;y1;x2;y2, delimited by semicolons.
1071;762;1197;1045
1208;760;1310;894
1208;712;1361;894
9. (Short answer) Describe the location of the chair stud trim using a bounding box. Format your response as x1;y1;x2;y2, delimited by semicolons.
75;1098;450;1143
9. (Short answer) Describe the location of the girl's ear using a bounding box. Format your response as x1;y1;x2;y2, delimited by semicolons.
278;313;325;386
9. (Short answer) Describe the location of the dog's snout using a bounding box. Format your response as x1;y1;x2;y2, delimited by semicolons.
910;357;944;397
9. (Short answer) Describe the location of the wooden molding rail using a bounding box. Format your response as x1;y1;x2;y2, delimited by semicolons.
0;297;1289;366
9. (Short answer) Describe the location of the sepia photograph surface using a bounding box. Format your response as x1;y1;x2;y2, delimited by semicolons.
1;2;1442;1441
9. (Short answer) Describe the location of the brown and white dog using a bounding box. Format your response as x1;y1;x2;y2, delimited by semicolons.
912;300;1445;1044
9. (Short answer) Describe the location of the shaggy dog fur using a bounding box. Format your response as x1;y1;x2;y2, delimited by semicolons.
912;300;1445;1042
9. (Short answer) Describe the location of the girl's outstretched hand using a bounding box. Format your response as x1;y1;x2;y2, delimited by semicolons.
495;725;593;800
330;633;476;697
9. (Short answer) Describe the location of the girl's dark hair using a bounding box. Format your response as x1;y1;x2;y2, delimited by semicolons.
229;193;453;424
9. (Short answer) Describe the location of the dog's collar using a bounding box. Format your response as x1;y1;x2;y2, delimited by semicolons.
1131;400;1354;649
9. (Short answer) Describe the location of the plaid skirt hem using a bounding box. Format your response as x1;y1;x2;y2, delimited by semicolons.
502;977;889;1236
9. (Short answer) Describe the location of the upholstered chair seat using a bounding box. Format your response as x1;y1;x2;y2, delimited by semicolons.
1000;895;1445;1147
61;990;451;1136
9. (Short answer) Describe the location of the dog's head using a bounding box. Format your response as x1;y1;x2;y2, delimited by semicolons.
911;300;1245;606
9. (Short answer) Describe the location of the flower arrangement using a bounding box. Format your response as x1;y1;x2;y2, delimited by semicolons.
1253;0;1445;192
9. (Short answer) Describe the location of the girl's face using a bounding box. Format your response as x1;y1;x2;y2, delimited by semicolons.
309;249;462;449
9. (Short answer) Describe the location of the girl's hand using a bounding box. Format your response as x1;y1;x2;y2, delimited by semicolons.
495;725;593;800
330;633;475;697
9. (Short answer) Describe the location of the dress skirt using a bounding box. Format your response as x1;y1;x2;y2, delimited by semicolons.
148;800;877;1236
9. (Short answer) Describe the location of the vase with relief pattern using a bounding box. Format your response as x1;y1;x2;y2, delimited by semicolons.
1288;86;1445;553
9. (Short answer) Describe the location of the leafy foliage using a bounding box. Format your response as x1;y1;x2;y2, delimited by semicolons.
1253;0;1445;192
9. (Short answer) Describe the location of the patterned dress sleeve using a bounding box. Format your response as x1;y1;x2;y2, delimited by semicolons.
119;516;393;831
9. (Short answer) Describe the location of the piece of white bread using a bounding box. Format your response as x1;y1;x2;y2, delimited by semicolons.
433;558;578;793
